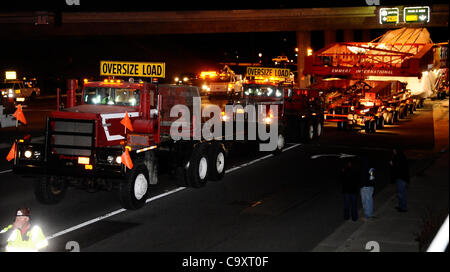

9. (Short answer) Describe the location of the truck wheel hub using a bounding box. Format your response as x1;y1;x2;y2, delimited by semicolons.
199;157;208;180
134;174;148;200
277;134;285;150
216;152;225;174
309;125;314;140
317;123;322;136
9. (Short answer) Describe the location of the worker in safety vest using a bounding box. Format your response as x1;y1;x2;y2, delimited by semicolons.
0;208;48;252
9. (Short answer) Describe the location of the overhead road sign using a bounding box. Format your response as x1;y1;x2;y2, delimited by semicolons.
379;8;399;24
404;6;430;23
100;61;165;78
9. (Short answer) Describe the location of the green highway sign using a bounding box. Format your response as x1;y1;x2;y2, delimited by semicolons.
403;6;430;23
379;8;399;24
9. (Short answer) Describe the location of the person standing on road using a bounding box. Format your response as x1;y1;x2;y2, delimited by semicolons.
360;156;376;221
1;208;48;252
340;159;360;222
389;148;410;212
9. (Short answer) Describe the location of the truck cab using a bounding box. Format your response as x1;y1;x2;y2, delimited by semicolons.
0;80;40;103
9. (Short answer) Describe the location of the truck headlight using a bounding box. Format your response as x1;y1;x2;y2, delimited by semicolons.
24;150;33;158
115;156;122;164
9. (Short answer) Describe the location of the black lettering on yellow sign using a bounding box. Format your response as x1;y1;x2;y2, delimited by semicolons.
246;67;290;79
100;61;165;78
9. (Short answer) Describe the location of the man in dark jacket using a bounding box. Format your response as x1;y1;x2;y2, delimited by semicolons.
389;148;410;212
340;159;361;221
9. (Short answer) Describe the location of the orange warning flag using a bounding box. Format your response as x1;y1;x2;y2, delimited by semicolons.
13;105;27;125
120;112;133;132
121;149;133;170
6;143;16;162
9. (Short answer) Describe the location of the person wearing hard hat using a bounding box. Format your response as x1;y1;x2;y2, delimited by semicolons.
0;208;48;252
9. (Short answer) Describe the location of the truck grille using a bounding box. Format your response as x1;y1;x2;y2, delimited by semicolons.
49;119;95;156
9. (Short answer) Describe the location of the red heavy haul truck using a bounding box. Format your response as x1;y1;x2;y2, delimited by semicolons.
225;66;324;144
11;62;304;210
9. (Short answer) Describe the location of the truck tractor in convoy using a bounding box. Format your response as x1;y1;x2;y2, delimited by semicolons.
198;65;243;99
283;88;324;142
223;80;324;145
1;72;40;103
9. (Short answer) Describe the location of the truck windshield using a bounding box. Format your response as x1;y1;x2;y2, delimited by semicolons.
0;83;15;89
83;87;140;106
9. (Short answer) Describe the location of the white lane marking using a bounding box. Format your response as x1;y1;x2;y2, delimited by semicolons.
283;143;301;152
44;143;303;240
225;143;301;174
145;186;186;203
0;169;13;174
47;186;187;240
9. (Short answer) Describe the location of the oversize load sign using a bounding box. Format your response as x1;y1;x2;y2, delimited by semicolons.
379;8;399;24
246;67;290;79
100;61;165;78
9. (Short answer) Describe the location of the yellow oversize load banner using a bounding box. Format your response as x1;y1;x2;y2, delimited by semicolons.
100;61;165;78
246;67;290;79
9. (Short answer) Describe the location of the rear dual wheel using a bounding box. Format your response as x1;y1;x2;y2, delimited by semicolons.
176;143;227;188
207;143;227;181
187;144;209;188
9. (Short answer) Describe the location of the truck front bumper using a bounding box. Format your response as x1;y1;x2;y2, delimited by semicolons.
12;143;124;179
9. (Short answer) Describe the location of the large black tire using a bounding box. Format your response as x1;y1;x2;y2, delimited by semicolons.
187;144;209;188
315;120;323;138
377;117;384;129
388;112;394;125
33;175;67;204
119;163;150;210
370;120;377;133
207;143;227;181
364;121;370;133
303;121;315;142
393;112;399;123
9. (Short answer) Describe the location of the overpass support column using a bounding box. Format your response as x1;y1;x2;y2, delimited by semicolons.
343;29;354;42
362;29;371;42
296;31;311;88
324;30;336;46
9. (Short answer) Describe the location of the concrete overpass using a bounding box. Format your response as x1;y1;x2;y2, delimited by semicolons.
1;5;448;86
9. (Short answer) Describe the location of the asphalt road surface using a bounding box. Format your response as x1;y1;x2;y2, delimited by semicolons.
0;96;440;252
